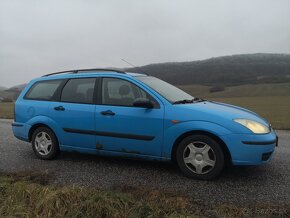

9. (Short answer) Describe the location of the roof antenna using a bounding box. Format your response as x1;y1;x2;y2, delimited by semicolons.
121;59;136;68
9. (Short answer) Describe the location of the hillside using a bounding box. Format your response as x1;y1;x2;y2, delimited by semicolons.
1;53;290;99
127;53;290;86
5;84;27;92
0;84;26;101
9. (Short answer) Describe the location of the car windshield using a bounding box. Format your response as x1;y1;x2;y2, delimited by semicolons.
137;76;194;103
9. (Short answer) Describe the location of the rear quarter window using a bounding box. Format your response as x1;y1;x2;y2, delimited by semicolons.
24;80;62;101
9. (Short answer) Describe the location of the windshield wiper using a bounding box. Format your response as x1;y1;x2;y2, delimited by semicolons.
193;97;206;102
173;97;206;104
173;99;195;104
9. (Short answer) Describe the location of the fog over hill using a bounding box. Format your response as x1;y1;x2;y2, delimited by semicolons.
127;53;290;86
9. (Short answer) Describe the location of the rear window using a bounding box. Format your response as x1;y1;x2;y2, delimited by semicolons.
25;80;62;100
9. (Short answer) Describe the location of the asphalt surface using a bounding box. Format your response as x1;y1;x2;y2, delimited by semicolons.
0;119;289;205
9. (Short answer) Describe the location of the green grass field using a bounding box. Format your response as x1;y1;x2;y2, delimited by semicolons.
1;83;290;129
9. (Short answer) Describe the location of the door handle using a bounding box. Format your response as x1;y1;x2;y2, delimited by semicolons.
54;106;65;111
100;110;115;116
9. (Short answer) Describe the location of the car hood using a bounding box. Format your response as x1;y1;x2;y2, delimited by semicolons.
170;100;270;133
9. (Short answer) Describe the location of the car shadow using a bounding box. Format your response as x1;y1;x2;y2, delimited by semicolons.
56;151;267;181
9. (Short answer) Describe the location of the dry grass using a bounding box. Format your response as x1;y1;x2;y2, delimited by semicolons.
179;82;290;98
213;203;289;218
0;171;194;218
0;171;289;218
0;102;14;119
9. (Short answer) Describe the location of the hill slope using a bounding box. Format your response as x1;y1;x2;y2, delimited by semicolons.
127;53;290;86
5;84;27;92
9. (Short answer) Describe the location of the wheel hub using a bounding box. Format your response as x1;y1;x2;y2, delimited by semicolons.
195;154;203;161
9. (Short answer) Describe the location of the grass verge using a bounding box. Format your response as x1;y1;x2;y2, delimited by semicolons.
0;171;193;217
0;171;289;217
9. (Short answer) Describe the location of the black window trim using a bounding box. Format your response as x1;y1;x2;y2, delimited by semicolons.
52;79;69;101
59;77;99;105
23;79;65;101
23;76;160;108
24;77;100;105
99;77;160;109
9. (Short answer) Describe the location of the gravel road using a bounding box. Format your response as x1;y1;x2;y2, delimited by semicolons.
0;119;289;205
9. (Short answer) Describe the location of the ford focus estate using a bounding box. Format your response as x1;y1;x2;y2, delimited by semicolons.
12;69;278;180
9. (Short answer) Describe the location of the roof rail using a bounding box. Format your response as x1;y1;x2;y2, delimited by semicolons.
42;68;126;77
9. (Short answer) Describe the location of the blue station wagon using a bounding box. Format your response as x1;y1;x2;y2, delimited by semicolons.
12;69;278;180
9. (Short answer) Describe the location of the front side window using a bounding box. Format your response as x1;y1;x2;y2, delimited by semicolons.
25;80;62;100
61;78;96;104
102;77;157;107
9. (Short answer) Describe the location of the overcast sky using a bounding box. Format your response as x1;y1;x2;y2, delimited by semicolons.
0;0;290;87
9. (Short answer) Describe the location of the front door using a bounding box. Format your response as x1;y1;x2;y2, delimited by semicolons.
95;77;164;157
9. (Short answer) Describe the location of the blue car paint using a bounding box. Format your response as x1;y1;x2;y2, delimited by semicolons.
220;132;276;165
12;72;277;165
93;104;164;156
49;102;96;149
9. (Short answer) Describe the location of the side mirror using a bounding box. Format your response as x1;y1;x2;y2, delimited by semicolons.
133;98;154;108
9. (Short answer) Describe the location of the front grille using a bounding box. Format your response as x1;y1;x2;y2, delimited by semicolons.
262;152;273;161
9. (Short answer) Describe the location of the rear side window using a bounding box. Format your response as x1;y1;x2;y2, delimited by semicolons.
25;80;62;100
61;78;96;104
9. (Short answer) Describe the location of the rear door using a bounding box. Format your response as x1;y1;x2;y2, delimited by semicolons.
49;77;98;150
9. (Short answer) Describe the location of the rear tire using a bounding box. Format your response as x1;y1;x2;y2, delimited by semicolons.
176;134;224;180
31;127;59;160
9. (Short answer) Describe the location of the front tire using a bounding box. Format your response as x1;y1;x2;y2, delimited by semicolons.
176;134;224;180
31;127;59;160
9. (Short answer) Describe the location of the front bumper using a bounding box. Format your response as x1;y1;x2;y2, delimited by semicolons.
220;131;277;165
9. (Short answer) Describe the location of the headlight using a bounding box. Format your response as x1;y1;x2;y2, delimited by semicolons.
234;119;270;134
